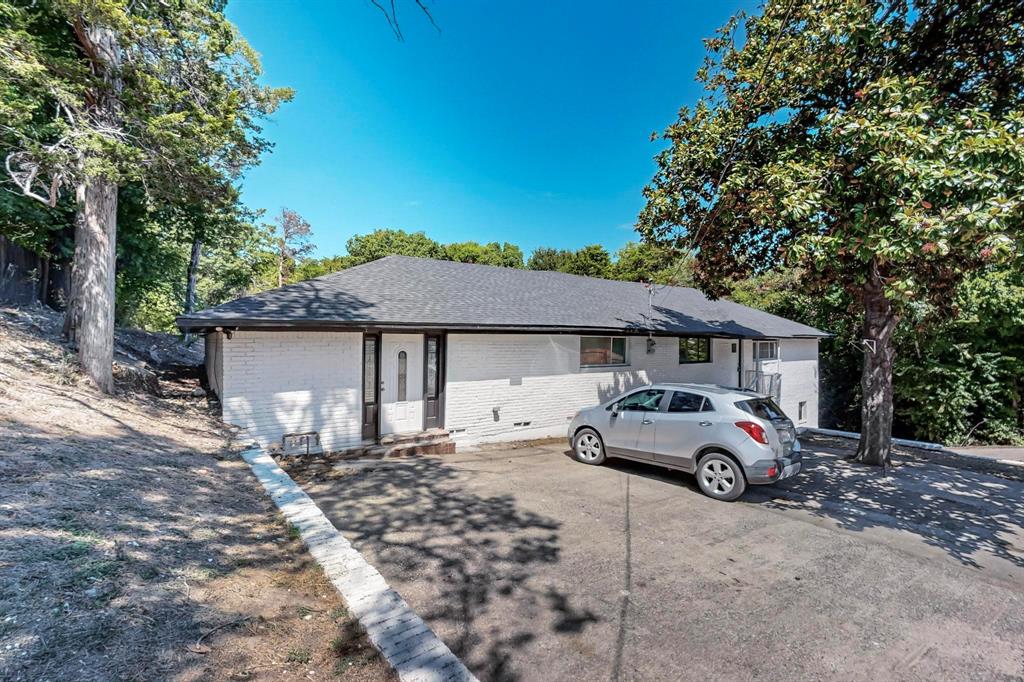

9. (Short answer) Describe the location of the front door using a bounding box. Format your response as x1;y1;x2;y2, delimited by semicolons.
380;334;425;435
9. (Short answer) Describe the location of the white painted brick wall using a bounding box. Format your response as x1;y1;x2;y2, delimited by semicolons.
774;338;819;428
211;330;819;450
219;330;363;452
445;334;819;443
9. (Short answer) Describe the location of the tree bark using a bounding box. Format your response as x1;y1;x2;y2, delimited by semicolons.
65;22;122;392
73;175;118;393
277;236;285;288
854;259;900;469
184;236;202;342
185;236;202;314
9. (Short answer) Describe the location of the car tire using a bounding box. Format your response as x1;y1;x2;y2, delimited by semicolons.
696;453;746;501
572;428;606;465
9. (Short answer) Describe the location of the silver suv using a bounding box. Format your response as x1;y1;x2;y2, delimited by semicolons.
567;383;802;501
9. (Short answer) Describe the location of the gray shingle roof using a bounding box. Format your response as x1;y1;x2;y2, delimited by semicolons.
177;255;828;338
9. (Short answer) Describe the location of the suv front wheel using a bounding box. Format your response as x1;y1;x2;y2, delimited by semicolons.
572;428;606;465
696;453;746;501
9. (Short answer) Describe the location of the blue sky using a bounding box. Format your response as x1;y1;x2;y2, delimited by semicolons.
226;1;756;258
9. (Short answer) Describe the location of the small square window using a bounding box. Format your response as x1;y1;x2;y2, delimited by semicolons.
798;401;807;421
679;336;711;364
754;340;779;361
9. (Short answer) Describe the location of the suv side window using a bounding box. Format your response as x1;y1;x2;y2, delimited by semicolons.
616;389;666;412
667;391;712;413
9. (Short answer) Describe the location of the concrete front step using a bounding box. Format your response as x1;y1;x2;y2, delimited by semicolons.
379;428;449;446
335;430;456;459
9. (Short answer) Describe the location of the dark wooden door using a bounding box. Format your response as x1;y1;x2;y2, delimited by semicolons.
423;333;445;430
362;334;380;440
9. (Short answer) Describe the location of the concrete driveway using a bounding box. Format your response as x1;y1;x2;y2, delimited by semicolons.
300;437;1024;681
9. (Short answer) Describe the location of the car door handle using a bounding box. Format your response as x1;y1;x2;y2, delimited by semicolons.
641;418;654;425
699;420;712;427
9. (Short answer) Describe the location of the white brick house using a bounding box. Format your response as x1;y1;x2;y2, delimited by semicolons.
180;256;827;451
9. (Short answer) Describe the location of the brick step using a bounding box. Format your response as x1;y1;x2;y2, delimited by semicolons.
378;428;449;446
327;431;455;459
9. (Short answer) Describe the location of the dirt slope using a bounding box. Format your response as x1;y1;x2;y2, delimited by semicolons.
0;306;392;681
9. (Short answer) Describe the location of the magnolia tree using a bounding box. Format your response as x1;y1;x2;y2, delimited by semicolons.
1;0;291;391
639;0;1024;467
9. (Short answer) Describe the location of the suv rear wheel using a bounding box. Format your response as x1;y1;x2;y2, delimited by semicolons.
573;428;606;465
696;453;746;501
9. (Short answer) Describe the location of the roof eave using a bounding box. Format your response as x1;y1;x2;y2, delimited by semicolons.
175;316;830;339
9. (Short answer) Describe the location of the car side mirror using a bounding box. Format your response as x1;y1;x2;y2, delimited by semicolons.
610;403;620;415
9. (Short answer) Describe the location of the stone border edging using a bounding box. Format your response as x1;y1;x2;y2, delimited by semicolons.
800;427;1024;473
241;448;477;682
799;426;945;451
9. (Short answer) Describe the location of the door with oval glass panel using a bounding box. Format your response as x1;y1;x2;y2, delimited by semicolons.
380;334;425;435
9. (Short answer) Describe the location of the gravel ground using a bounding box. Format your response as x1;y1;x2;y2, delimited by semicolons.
0;306;393;682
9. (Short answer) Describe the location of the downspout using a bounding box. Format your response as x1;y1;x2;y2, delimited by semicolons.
737;337;744;388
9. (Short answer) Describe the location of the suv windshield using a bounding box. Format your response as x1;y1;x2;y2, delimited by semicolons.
736;397;788;421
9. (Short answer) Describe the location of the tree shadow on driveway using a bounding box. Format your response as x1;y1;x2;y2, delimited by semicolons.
745;439;1024;572
293;457;599;682
584;437;1024;573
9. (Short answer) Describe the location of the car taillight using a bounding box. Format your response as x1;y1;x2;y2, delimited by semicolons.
735;421;769;445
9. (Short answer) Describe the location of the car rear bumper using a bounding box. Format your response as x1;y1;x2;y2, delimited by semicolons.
745;450;803;485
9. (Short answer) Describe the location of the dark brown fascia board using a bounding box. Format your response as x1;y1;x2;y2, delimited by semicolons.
176;316;830;339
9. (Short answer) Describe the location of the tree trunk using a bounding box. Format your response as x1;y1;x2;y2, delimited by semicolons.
277;237;285;288
854;259;900;469
73;175;118;393
184;236;202;342
185;236;202;314
65;22;122;392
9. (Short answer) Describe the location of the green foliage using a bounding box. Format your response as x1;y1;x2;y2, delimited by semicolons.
0;0;293;204
640;0;1024;305
526;247;570;272
345;229;446;265
292;255;352;282
444;241;524;268
526;244;612;278
734;264;1024;444
1;0;290;332
638;0;1024;456
895;267;1024;445
562;245;611;278
610;241;697;286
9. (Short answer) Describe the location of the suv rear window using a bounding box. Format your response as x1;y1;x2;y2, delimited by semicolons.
735;398;788;421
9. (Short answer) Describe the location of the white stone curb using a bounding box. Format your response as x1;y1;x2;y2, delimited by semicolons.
798;427;944;451
799;427;1024;469
942;450;1024;470
242;448;477;682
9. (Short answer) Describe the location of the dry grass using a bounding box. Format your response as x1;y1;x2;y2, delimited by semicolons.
0;306;393;681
